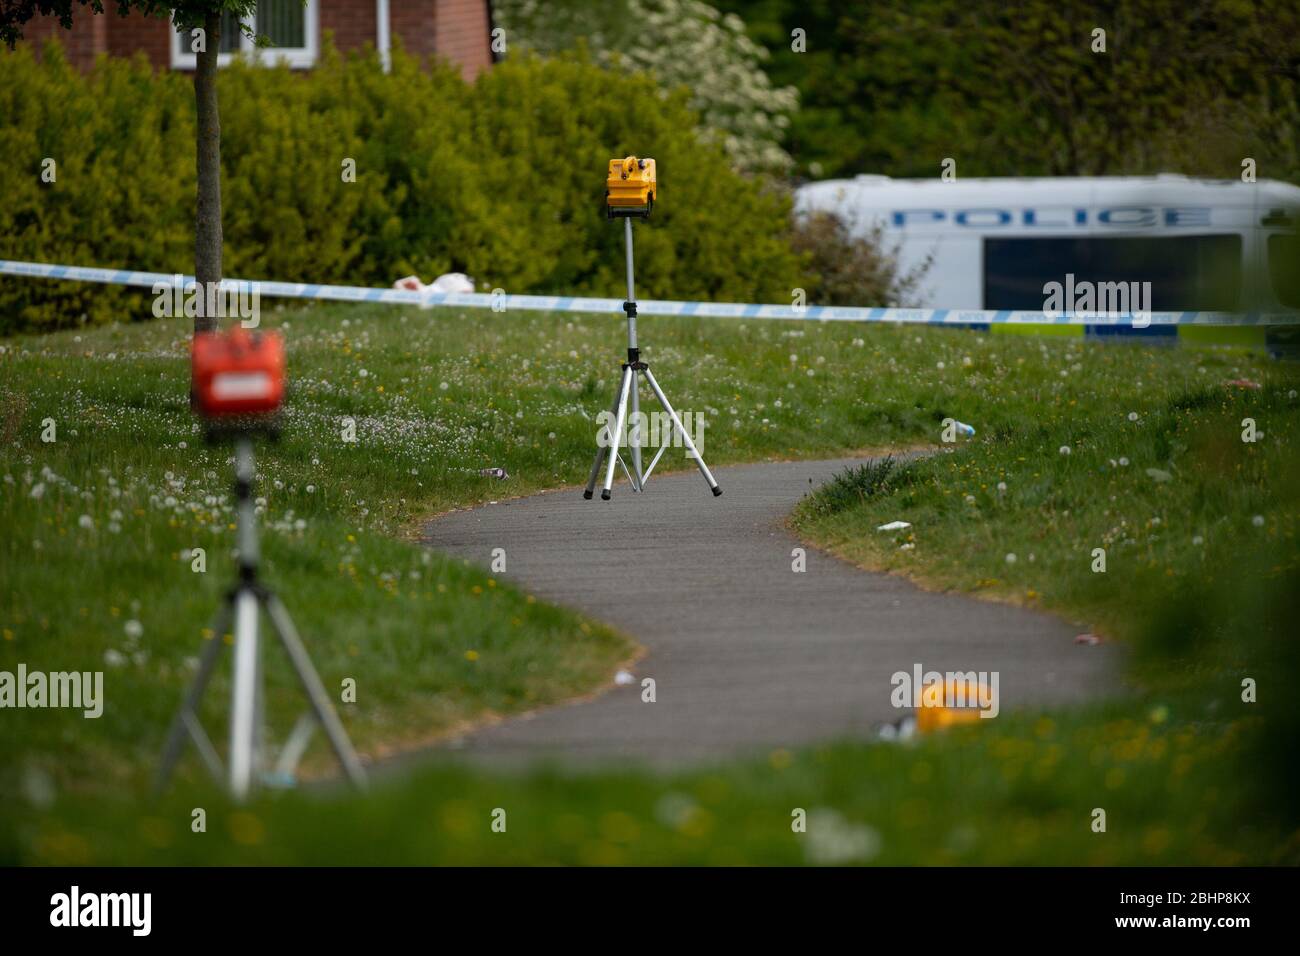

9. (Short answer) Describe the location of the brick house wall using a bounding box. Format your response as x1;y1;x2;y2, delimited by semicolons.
18;10;106;64
105;11;171;68
390;0;438;62
320;0;377;59
12;0;493;80
433;0;493;79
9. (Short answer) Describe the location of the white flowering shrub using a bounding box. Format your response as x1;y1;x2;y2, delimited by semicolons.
495;0;798;175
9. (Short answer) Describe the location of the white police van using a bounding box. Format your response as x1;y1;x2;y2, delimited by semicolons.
795;174;1300;343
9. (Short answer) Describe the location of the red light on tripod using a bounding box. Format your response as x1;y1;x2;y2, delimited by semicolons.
211;370;276;402
192;328;285;419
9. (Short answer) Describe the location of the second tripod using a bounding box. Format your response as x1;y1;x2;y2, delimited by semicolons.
155;436;367;801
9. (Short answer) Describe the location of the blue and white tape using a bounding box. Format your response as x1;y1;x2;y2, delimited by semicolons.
3;258;1298;327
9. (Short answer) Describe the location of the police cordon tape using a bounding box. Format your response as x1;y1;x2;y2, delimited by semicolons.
3;258;1299;327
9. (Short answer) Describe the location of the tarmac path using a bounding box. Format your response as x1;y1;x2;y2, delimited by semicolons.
420;457;1117;767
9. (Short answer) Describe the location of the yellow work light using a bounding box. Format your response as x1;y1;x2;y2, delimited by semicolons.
605;156;656;219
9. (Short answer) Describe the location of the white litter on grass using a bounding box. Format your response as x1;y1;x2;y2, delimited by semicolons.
879;714;918;741
877;521;911;532
614;669;636;686
393;272;476;306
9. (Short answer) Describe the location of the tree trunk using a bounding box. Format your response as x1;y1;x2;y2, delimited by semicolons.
194;10;223;335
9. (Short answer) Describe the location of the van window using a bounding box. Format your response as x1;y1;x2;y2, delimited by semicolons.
983;235;1242;310
1268;234;1300;308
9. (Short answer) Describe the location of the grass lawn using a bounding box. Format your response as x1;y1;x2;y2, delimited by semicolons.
2;300;1298;864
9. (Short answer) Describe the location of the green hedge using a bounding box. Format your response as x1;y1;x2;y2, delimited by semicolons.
0;39;803;334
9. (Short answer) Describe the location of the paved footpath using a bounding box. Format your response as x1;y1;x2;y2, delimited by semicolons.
420;457;1117;768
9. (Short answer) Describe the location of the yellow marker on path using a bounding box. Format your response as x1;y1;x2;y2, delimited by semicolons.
915;676;989;733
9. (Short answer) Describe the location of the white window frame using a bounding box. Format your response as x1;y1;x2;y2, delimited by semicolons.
170;1;319;71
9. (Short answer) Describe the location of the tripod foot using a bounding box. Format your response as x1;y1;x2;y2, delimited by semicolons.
583;489;593;500
601;489;611;500
712;486;723;497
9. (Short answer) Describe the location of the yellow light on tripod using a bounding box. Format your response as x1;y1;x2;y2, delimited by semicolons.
606;156;657;218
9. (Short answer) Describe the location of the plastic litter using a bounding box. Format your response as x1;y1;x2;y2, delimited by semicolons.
877;520;912;531
878;714;917;741
479;467;510;480
952;420;976;437
393;272;476;306
614;669;636;686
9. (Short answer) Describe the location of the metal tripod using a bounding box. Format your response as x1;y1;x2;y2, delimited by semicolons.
155;437;367;801
583;217;722;500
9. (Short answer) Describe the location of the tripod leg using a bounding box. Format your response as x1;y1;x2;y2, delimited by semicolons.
263;593;368;790
629;370;644;491
583;445;608;501
154;601;233;796
228;586;262;801
584;379;624;499
642;367;722;496
601;365;634;500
